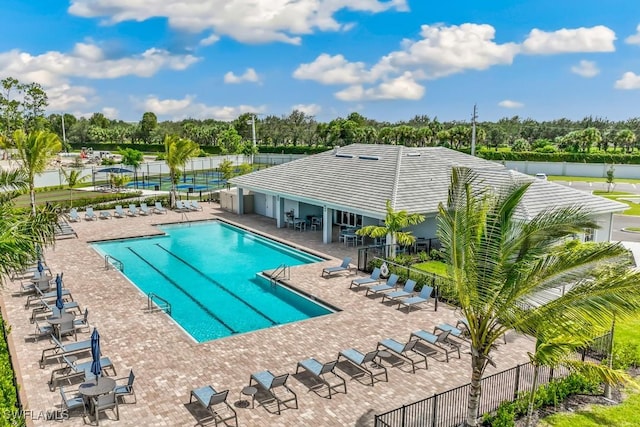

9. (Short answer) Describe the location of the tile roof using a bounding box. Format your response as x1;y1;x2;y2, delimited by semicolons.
230;144;627;219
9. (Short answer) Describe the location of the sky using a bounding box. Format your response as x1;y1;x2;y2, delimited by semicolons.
1;0;640;123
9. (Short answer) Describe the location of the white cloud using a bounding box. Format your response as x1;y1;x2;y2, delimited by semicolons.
498;100;524;108
335;72;425;101
199;34;220;46
292;103;322;115
0;43;200;112
68;0;408;45
615;72;640;90
522;26;616;54
376;23;520;79
102;107;119;119
223;68;260;84
570;60;599;77
293;54;373;84
138;95;266;120
625;24;640;45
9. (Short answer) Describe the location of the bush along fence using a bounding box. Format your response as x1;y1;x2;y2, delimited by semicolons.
374;334;611;427
0;310;25;427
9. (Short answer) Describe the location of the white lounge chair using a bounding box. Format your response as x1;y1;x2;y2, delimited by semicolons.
127;204;138;216
321;257;352;277
153;201;167;214
190;200;203;211
68;208;81;222
114;205;126;218
85;207;98;221
139;203;151;215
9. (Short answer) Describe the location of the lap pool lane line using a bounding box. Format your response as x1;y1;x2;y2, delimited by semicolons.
154;243;278;326
126;247;238;335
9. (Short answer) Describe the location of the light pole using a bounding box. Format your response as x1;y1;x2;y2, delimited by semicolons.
248;114;257;164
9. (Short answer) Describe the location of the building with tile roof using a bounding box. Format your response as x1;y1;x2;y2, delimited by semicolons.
230;144;627;245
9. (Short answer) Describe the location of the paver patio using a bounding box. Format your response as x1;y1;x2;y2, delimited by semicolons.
2;202;534;426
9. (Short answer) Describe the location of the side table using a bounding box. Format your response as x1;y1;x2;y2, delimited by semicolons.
237;386;257;409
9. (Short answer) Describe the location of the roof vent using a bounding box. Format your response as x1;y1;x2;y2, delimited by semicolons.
406;152;421;157
335;153;354;158
358;155;379;160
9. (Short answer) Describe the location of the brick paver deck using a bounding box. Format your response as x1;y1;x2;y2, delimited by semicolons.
2;203;534;426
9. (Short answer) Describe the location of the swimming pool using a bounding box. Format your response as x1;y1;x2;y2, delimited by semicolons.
93;221;333;342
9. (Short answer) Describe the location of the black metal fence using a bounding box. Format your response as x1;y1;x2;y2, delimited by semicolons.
0;307;23;417
374;333;610;427
357;240;440;272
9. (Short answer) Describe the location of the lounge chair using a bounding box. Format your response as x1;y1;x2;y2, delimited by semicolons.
365;274;400;297
74;308;90;333
153;201;167;214
337;348;387;386
175;200;187;211
68;208;81;222
99;210;112;219
139;203;151;215
182;200;193;210
114;370;137;404
127;204;138;216
410;329;461;362
190;200;203;211
295;358;346;399
85;207;98;221
434;323;470;342
397;285;434;312
113;205;126;218
30;299;80;323
40;336;92;368
91;391;119;424
25;285;72;309
377;338;428;373
349;267;381;289
49;355;116;391
321;257;352;277
189;386;237;426
249;370;298;415
381;279;417;303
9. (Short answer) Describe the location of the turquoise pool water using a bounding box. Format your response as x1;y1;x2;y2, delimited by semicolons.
93;221;332;342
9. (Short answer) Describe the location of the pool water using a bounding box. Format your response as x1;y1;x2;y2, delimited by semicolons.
93;221;332;342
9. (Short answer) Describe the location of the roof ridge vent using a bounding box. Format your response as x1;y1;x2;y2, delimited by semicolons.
358;155;379;160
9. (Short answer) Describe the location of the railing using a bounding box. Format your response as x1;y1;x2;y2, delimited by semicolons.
104;255;124;272
374;331;611;426
181;211;190;224
357;239;440;272
270;264;290;285
147;293;172;316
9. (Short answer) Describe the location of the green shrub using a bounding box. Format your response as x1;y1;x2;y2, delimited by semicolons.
609;342;640;370
257;145;331;155
477;151;640;165
0;319;25;427
429;249;444;262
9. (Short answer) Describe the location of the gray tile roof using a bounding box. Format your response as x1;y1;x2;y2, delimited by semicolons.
230;144;627;219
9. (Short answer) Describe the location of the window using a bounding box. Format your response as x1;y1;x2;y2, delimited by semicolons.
584;228;594;242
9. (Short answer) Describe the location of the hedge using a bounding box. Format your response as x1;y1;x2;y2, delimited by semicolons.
69;143;222;155
477;151;640;164
256;145;331;155
0;318;24;427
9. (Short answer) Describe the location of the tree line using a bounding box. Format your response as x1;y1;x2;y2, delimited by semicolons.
2;76;640;154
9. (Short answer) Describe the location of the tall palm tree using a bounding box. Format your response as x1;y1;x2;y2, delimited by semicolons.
356;200;425;257
12;129;62;215
437;167;640;426
0;168;58;278
164;134;200;208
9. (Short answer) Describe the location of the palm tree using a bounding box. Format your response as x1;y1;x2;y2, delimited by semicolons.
437;167;640;426
60;168;88;208
12;129;62;215
356;200;425;257
0;168;58;278
164;134;199;208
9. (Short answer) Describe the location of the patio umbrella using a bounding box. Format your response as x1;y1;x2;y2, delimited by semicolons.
90;328;102;379
37;260;44;274
97;167;133;174
55;274;64;312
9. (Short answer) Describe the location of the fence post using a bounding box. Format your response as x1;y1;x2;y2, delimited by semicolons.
550;367;554;382
401;404;406;427
514;364;521;399
431;393;438;427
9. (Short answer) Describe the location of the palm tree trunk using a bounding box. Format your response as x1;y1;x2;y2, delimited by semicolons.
466;355;484;426
525;365;540;427
29;184;36;216
170;170;177;209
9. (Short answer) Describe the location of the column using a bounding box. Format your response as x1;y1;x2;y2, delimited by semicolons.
322;206;333;244
237;188;244;215
275;196;285;228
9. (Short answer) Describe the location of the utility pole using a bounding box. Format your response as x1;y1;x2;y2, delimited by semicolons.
251;114;257;164
61;114;66;144
471;104;478;156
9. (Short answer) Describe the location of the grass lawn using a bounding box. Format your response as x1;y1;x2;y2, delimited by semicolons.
548;175;640;184
539;391;640;426
587;191;640;216
412;260;449;277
